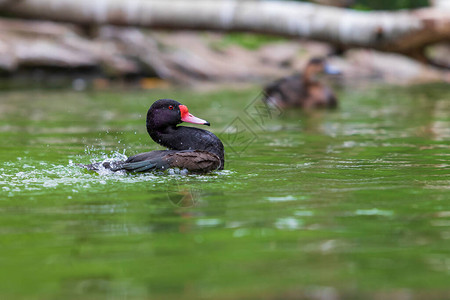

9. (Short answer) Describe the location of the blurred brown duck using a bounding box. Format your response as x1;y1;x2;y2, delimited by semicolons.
262;57;340;109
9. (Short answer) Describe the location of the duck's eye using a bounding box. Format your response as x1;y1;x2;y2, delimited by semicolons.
168;105;174;110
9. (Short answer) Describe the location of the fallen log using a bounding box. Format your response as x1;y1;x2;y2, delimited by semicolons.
1;0;450;68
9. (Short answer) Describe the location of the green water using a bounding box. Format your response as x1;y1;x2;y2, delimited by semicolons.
0;85;449;300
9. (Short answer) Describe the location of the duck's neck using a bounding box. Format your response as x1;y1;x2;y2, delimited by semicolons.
148;125;182;150
148;125;205;151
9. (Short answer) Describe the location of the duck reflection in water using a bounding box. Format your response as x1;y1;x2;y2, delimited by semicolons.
166;184;202;208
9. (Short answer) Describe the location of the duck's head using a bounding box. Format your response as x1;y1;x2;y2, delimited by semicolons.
305;57;341;79
146;99;210;132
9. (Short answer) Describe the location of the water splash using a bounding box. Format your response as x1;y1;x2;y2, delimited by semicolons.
0;149;232;198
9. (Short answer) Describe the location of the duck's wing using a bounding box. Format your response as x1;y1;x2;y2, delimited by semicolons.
117;150;220;173
164;150;221;173
112;150;175;172
125;150;175;163
263;74;304;107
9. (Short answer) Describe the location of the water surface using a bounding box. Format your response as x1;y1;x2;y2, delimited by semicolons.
0;85;449;299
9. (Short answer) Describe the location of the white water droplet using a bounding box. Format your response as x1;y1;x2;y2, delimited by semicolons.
43;181;58;188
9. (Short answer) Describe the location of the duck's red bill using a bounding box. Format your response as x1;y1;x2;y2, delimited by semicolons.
179;105;210;126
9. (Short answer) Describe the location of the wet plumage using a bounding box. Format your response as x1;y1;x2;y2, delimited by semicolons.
82;99;224;173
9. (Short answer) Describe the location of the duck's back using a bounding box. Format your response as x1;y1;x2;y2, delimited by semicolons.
150;126;225;170
123;149;221;173
263;74;307;108
306;83;338;108
176;127;225;169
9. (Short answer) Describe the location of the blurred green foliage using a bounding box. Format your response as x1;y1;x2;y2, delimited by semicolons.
209;33;287;51
298;0;429;10
350;0;429;10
